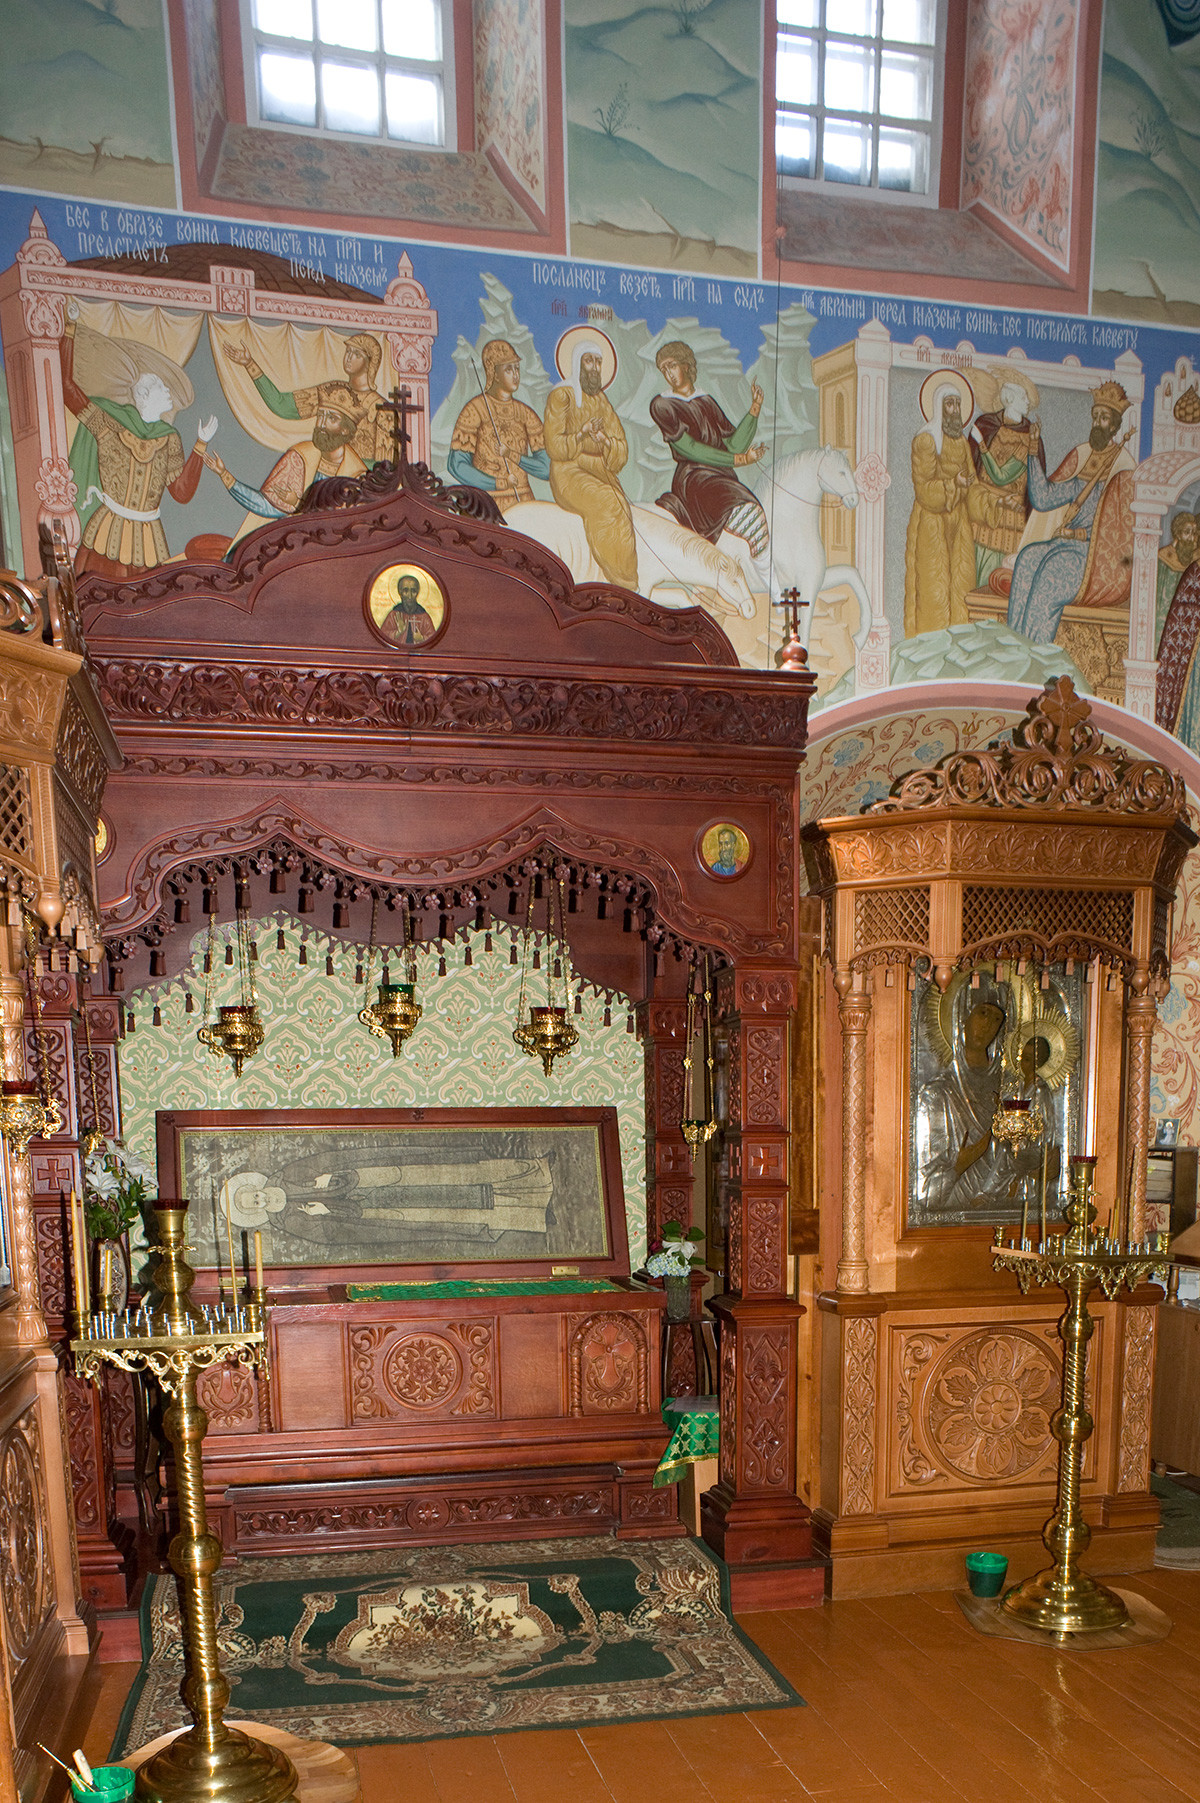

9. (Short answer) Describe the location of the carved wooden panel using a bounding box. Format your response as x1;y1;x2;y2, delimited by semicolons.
739;1325;791;1490
568;1312;649;1416
0;1405;53;1668
62;1370;102;1532
1117;1306;1156;1493
232;1483;612;1549
349;1320;497;1422
744;1025;786;1128
744;1196;786;1296
720;1334;737;1488
841;1316;877;1516
197;1360;260;1435
883;1320;1095;1498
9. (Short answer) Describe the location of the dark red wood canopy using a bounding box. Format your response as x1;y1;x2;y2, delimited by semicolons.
78;460;817;1599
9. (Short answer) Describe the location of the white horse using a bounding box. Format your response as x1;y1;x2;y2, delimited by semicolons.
503;500;757;619
504;445;870;675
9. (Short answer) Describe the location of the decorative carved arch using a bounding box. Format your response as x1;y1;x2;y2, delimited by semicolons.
101;800;768;965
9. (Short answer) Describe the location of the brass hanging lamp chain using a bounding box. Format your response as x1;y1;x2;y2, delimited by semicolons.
516;875;535;1023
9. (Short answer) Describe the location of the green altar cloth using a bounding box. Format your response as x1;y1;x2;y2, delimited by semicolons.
346;1277;621;1300
654;1395;720;1487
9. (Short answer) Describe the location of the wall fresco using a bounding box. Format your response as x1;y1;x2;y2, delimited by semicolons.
0;0;175;207
961;0;1079;273
8;186;1200;754
1093;0;1200;324
563;0;761;277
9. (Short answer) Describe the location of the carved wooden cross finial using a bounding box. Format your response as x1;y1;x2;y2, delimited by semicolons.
375;385;423;467
777;585;809;676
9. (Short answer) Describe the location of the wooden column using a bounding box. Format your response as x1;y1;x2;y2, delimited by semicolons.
701;967;813;1605
1125;982;1158;1244
28;964;131;1610
835;972;872;1294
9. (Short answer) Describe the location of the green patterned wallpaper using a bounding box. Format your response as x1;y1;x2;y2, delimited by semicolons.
117;914;648;1267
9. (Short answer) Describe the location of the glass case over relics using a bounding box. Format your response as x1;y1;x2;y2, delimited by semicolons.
910;962;1084;1228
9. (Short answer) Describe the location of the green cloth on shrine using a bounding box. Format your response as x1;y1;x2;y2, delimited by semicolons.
654;1396;720;1487
346;1277;620;1300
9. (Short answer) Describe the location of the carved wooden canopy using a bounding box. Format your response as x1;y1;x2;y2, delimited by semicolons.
0;546;121;962
802;679;1196;984
79;461;814;990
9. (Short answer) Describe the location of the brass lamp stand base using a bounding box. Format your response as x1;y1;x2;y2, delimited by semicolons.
998;1566;1129;1636
958;1585;1171;1649
136;1726;298;1803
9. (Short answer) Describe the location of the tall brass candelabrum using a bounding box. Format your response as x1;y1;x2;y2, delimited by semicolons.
991;1156;1169;1640
72;1204;297;1803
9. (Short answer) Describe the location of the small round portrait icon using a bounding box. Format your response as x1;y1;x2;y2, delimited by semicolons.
366;563;446;649
699;822;751;879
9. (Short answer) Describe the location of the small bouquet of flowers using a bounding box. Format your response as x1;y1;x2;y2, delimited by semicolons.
645;1219;706;1279
83;1138;154;1242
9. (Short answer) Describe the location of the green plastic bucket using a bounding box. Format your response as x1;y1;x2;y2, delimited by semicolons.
965;1550;1009;1598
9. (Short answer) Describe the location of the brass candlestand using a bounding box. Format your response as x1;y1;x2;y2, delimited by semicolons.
72;1203;298;1803
988;1156;1169;1642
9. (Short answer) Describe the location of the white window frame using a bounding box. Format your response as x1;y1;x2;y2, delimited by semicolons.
775;0;947;207
240;0;457;153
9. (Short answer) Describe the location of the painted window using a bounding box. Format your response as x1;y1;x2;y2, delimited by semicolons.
776;0;944;200
241;0;456;150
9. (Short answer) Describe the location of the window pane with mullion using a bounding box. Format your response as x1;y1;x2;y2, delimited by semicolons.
259;48;317;125
255;0;313;41
317;0;378;53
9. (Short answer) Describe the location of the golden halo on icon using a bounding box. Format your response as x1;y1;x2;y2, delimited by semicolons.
365;563;447;649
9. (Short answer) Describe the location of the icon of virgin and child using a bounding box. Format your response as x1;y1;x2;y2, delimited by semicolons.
912;971;1081;1227
216;1142;557;1263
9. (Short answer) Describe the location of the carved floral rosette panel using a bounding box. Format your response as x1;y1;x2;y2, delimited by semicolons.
882;1317;1100;1501
350;1321;497;1422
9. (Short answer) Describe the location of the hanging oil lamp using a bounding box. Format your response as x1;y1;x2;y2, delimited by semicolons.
513;868;579;1077
196;898;264;1078
0;907;64;1156
358;895;422;1056
681;957;717;1159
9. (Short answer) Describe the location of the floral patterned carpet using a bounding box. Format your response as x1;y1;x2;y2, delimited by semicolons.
112;1537;802;1751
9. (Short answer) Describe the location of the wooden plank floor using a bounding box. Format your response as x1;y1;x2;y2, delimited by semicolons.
80;1569;1200;1803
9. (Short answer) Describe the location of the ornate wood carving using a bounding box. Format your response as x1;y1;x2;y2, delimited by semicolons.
923;1330;1058;1483
840;1316;877;1515
79;484;738;669
739;1326;791;1489
94;657;806;752
232;1484;612;1548
1117;1305;1156;1493
836;983;872;1294
719;1336;737;1489
103;810;792;960
869;677;1188;817
0;1407;52;1668
569;1312;648;1416
745;1197;784;1296
896;1333;944;1487
197;1361;259;1433
347;1321;497;1422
